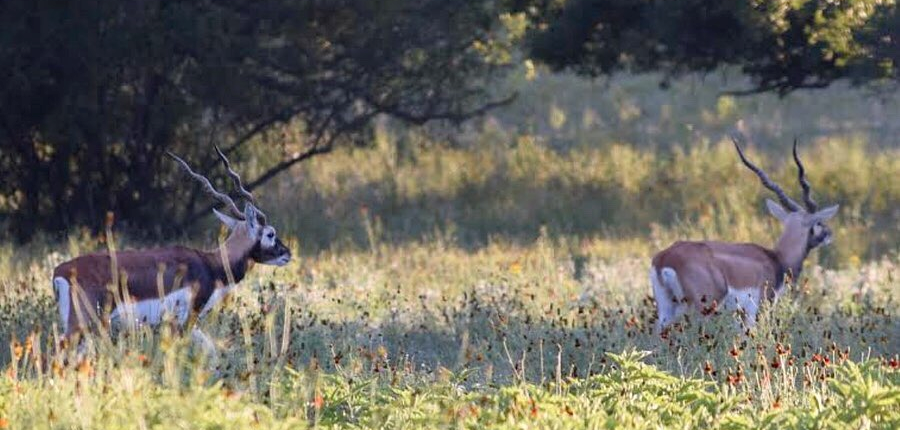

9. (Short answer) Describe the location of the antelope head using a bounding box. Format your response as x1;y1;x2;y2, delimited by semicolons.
732;137;839;257
169;147;292;267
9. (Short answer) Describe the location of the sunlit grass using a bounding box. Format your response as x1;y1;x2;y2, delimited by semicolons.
267;133;899;266
1;104;898;426
0;231;896;428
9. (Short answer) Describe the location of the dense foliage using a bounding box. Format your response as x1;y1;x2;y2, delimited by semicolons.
521;0;900;93
4;0;900;240
0;0;512;238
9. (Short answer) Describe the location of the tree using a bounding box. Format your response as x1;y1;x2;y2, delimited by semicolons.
516;0;899;94
0;0;514;239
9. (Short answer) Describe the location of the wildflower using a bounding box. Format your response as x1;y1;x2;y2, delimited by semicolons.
11;340;23;360
0;417;8;429
23;334;34;352
76;359;92;376
729;345;741;359
313;393;324;410
775;343;790;355
700;300;718;316
625;315;638;329
726;370;744;386
509;261;522;274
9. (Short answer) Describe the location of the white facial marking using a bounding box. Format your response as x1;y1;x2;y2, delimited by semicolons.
264;254;290;267
109;288;194;329
53;277;71;335
260;226;277;249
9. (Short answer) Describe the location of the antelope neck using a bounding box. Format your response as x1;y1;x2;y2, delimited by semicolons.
773;223;808;279
202;235;256;285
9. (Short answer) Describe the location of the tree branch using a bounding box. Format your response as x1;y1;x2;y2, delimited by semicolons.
367;93;518;125
720;81;831;97
177;142;334;228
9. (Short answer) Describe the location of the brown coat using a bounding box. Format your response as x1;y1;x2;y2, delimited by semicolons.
52;226;260;335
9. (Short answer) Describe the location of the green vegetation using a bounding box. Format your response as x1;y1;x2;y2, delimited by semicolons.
0;0;513;237
2;1;898;428
268;128;899;265
0;231;897;428
520;0;900;94
1;112;898;426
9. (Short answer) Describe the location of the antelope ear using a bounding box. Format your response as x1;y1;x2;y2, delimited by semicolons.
812;205;839;222
243;204;259;230
213;208;239;229
766;199;790;222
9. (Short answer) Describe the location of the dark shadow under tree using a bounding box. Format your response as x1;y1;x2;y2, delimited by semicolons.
0;0;515;240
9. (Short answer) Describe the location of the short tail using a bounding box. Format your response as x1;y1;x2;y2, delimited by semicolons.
53;277;71;335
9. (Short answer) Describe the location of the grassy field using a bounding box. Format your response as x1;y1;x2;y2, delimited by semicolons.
0;236;897;428
0;75;898;428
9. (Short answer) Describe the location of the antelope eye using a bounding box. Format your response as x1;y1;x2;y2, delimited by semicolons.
267;232;275;239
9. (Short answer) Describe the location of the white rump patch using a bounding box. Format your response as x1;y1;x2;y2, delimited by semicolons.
651;267;687;332
260;226;277;249
53;277;71;335
110;287;194;329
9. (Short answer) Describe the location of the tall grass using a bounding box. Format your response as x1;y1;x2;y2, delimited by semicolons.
0;234;897;428
264;131;898;266
1;74;898;428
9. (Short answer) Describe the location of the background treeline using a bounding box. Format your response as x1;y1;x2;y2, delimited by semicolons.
0;0;513;238
263;73;900;266
2;0;900;246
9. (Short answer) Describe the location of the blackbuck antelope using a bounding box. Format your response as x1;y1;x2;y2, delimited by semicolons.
651;139;839;332
52;147;291;353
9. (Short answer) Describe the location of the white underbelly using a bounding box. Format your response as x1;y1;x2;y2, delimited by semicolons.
723;286;762;324
110;287;194;328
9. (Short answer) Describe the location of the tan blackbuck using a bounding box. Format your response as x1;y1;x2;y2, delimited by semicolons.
52;147;291;354
651;139;839;333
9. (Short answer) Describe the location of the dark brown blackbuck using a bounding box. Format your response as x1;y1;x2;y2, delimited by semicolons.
52;147;291;354
651;138;839;333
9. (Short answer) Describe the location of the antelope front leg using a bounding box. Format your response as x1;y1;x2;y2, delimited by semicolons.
191;328;220;369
